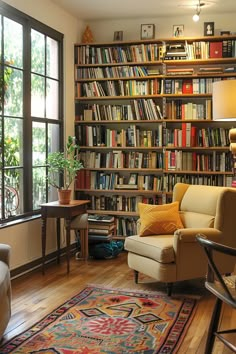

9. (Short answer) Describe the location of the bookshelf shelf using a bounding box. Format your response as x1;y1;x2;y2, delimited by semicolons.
74;35;236;237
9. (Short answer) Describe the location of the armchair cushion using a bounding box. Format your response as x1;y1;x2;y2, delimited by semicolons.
138;201;183;236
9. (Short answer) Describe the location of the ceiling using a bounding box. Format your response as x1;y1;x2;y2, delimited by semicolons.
51;0;236;21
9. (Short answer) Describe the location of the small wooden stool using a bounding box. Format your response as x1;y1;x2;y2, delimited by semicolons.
70;213;88;260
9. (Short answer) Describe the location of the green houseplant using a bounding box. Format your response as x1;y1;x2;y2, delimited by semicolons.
47;136;83;203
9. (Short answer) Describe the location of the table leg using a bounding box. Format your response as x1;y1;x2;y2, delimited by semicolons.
65;218;71;274
41;216;47;275
56;218;61;264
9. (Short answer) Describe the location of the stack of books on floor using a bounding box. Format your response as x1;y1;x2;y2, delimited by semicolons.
88;214;115;242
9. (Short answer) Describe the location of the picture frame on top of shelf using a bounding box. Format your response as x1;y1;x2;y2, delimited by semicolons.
220;30;231;36
113;31;123;41
141;24;155;40
173;25;184;37
204;22;215;36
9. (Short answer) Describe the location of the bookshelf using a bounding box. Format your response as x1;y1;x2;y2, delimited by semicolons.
74;35;236;237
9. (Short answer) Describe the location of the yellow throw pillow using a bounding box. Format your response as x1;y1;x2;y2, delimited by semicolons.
138;201;184;236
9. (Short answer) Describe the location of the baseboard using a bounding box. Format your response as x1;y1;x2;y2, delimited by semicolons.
10;243;77;279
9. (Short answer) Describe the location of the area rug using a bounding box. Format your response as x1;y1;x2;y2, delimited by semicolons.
0;285;197;353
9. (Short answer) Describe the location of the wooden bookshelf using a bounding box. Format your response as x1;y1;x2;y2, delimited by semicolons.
74;35;236;237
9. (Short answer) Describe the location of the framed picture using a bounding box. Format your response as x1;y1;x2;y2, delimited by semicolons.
128;173;138;185
173;25;184;37
220;31;231;36
204;22;214;36
113;31;123;41
141;24;155;40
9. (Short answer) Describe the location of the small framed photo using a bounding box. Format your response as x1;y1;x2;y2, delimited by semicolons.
173;25;184;37
128;173;137;185
220;30;231;36
113;31;123;41
141;24;155;40
204;22;214;36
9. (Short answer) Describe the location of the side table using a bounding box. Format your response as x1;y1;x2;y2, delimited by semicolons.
40;200;90;274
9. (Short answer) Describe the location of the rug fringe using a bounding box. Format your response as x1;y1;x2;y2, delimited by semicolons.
86;283;202;299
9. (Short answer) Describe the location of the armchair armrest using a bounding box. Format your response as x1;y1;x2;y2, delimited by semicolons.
0;244;11;266
174;228;222;243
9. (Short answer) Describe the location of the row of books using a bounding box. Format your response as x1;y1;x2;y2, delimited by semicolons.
76;171;164;192
87;194;164;212
77;173;232;201
166;99;212;120
164;174;232;192
164;77;221;94
163;125;230;148
75;65;160;80
165;40;236;60
76;43;160;65
77;79;163;97
79;150;163;169
76;99;164;122
165;150;231;172
75;125;162;148
75;40;236;66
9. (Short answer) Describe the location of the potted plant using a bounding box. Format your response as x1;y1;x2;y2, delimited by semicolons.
47;135;83;204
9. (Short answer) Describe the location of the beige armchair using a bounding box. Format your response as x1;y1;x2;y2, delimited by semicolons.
124;183;236;295
0;243;11;340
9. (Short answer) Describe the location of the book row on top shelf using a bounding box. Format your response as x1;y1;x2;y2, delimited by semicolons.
74;36;236;65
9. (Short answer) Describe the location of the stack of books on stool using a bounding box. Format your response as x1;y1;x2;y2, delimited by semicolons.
88;215;115;242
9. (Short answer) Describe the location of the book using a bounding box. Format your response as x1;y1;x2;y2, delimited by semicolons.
88;215;115;223
115;184;138;190
88;228;113;235
209;42;223;58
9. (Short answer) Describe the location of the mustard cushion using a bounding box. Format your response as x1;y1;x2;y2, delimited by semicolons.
138;202;184;236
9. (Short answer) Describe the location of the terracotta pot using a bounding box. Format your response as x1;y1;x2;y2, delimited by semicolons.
58;189;72;205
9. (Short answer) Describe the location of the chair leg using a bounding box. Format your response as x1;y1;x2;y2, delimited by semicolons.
166;282;173;296
134;270;139;283
204;297;222;354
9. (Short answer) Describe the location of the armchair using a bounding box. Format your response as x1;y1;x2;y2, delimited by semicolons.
124;183;236;295
0;243;11;340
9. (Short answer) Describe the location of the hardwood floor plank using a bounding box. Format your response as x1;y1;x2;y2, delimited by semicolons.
2;252;236;353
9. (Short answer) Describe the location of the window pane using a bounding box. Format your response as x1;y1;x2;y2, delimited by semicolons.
33;167;46;209
48;124;60;202
31;29;45;75
4;118;23;166
2;168;23;218
31;74;45;117
4;68;23;117
4;17;23;69
47;37;58;79
32;122;46;165
46;78;58;119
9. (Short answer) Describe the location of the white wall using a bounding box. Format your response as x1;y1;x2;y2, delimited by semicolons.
0;1;235;271
88;13;236;42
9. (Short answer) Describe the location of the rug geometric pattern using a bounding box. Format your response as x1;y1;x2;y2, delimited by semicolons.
0;286;197;353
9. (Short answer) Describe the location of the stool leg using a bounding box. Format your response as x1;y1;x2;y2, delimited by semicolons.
205;298;222;354
84;226;88;260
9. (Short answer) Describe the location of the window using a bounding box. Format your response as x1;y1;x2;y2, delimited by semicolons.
0;2;64;222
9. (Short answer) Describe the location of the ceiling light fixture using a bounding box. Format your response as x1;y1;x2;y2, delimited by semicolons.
192;0;203;22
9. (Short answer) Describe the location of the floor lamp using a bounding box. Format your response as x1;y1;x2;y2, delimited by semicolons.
212;80;236;187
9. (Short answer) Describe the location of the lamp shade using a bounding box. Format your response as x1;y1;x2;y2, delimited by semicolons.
212;80;236;121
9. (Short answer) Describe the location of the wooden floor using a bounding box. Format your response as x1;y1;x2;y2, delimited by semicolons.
2;251;236;353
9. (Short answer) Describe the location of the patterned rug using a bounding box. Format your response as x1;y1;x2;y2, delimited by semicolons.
1;286;197;354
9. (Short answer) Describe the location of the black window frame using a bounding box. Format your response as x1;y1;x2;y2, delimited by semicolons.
0;0;64;224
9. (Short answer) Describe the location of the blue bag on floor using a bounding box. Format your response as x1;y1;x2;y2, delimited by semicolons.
89;241;123;259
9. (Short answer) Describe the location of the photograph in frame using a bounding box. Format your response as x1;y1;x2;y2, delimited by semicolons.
173;25;184;37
